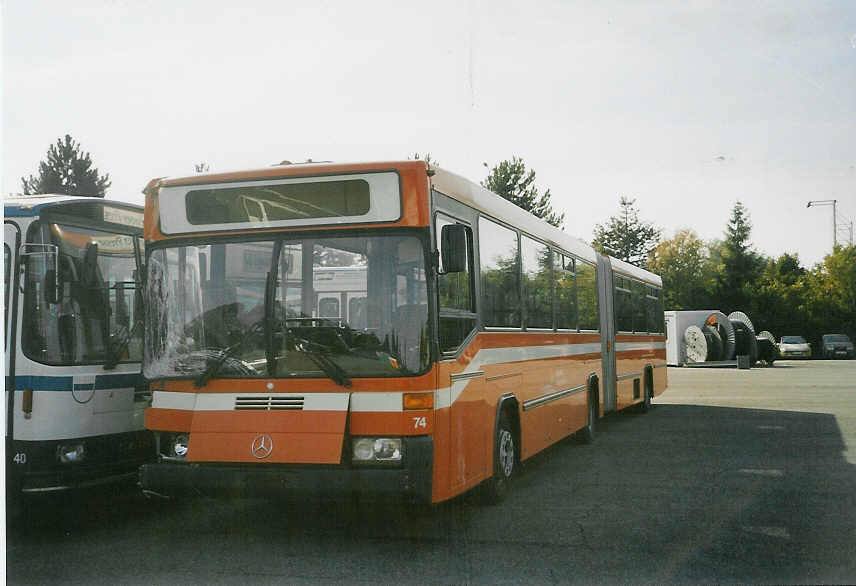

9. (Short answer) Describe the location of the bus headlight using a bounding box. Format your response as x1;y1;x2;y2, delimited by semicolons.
159;432;190;460
57;442;85;464
171;433;189;458
351;437;402;465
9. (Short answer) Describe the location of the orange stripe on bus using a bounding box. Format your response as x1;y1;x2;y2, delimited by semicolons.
145;408;193;432
615;334;666;343
349;410;433;435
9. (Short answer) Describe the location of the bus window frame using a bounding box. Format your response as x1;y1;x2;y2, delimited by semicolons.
477;214;523;331
156;169;405;236
520;234;553;332
575;258;599;333
4;242;11;338
433;211;478;358
20;218;145;368
143;226;437;381
553;250;579;333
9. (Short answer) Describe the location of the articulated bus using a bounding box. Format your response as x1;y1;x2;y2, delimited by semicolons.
139;161;666;504
4;195;154;503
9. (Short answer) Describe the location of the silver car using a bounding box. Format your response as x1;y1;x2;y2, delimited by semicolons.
778;335;812;359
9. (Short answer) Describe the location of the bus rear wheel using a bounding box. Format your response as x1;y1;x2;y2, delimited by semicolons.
640;376;652;413
480;413;515;504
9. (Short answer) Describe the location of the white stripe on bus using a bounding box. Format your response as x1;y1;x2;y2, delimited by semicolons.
151;341;666;413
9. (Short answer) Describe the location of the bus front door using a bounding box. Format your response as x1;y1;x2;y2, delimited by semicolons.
5;221;21;435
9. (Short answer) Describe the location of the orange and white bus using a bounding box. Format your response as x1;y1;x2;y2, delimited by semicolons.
139;161;666;504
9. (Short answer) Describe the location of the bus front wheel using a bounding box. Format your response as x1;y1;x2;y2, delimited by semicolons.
480;413;515;505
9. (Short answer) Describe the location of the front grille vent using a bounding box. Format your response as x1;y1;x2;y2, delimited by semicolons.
235;396;304;411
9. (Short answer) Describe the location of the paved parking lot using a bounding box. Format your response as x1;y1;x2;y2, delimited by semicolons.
6;360;856;584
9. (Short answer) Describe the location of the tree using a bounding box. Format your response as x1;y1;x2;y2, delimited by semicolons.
802;245;856;342
647;229;713;310
482;157;564;228
21;134;111;197
713;201;765;311
592;196;660;267
749;252;810;341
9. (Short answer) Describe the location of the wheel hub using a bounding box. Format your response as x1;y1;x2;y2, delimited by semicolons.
498;430;514;477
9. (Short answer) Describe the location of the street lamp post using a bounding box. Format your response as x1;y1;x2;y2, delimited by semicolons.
806;199;838;248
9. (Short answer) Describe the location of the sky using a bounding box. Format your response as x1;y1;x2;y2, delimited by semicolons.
2;0;855;268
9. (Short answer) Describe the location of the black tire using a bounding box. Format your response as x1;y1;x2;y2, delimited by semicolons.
579;388;597;444
480;412;516;504
639;374;652;413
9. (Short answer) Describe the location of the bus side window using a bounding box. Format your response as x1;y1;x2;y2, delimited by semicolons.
576;261;599;331
615;276;633;333
319;296;340;318
554;253;577;331
631;279;646;333
436;215;476;353
521;236;552;329
478;216;520;328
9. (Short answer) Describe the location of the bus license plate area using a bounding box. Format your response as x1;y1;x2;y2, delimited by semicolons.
187;410;347;464
187;431;345;464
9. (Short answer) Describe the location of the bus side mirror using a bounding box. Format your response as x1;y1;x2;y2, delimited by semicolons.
440;224;467;274
44;269;60;304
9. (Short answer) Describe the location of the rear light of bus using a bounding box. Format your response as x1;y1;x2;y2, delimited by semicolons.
403;392;433;410
351;437;402;465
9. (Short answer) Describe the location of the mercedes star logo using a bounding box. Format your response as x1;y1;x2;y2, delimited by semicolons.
251;434;273;459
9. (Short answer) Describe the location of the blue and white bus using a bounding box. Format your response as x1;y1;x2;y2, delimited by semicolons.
4;195;154;502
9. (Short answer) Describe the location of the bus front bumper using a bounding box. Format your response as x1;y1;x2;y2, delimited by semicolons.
139;436;433;503
7;432;155;494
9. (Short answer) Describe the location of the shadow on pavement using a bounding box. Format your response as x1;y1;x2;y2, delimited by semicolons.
7;403;856;584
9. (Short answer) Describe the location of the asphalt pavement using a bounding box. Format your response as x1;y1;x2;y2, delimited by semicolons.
5;360;856;584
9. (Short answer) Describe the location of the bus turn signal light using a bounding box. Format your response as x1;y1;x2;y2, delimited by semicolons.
22;389;33;418
403;393;433;410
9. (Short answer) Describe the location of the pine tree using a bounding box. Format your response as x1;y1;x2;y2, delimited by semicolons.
21;134;111;197
592;197;661;267
714;201;765;311
482;157;564;228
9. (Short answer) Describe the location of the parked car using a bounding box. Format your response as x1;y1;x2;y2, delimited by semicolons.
778;335;811;359
821;334;854;359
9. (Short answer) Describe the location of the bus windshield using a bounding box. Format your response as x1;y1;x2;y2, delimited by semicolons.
22;222;144;366
144;232;429;381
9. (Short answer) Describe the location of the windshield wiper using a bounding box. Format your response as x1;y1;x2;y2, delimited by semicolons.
104;320;141;370
296;338;352;388
194;321;264;388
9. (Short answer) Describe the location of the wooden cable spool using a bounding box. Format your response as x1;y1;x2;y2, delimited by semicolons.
684;325;708;363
